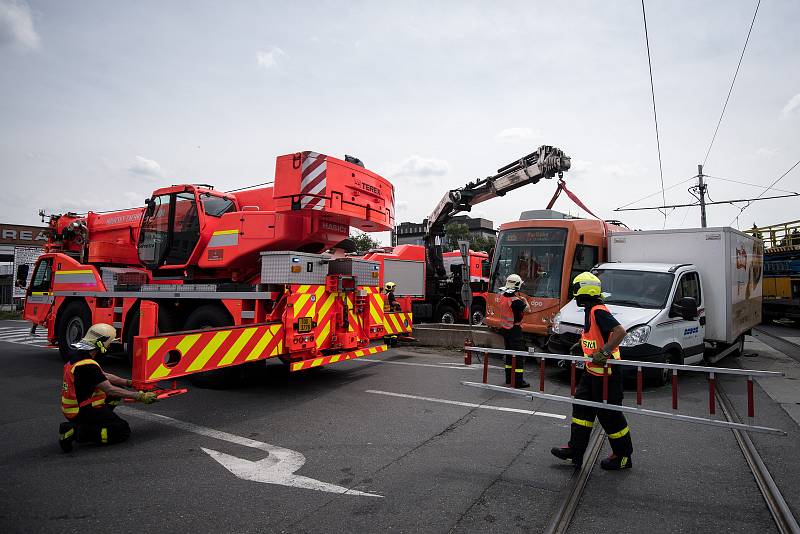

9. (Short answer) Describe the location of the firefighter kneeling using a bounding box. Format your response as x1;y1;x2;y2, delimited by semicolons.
551;272;634;470
59;323;157;452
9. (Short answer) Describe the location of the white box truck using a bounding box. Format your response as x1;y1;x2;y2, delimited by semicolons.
549;227;763;383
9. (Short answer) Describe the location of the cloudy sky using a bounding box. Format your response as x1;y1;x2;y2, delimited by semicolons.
1;0;798;243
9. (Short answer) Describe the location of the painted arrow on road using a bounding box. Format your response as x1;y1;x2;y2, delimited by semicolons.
120;406;381;497
201;447;382;497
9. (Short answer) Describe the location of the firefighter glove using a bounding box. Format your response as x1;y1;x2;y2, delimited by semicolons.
137;391;158;404
591;351;608;366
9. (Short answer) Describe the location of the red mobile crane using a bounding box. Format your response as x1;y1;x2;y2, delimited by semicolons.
365;145;571;325
23;151;410;387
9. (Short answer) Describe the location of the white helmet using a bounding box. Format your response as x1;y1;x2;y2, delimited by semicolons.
501;274;523;292
70;323;117;354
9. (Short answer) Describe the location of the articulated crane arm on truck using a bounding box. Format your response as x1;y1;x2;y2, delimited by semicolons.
424;145;572;282
24;150;408;388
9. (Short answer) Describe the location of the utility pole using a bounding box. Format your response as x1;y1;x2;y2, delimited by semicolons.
697;164;708;228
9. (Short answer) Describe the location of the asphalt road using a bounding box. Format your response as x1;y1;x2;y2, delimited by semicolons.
1;318;798;533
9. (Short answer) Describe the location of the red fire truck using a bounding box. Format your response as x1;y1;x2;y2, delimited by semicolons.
22;151;411;387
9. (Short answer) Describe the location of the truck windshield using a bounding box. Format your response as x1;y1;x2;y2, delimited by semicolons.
490;228;567;298
201;193;236;217
595;269;674;309
138;194;171;266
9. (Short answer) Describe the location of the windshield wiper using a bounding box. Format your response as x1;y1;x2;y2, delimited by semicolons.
605;299;645;308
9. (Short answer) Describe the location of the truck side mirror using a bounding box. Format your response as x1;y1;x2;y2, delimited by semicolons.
15;264;29;288
671;296;698;321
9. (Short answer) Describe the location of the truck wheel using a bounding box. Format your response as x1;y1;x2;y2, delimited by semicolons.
123;304;175;364
57;301;92;362
183;305;240;389
436;305;457;325
471;304;486;325
652;350;681;387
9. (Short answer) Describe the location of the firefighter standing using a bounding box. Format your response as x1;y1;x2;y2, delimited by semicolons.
384;281;402;311
497;274;530;388
551;272;634;470
59;323;157;452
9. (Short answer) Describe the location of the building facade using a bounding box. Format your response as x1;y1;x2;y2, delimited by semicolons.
395;216;496;246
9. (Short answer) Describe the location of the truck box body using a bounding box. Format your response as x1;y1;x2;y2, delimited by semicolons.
383;259;425;297
608;227;763;343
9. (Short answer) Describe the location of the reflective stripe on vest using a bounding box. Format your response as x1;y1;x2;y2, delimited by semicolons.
61;359;107;420
498;295;521;329
580;304;621;376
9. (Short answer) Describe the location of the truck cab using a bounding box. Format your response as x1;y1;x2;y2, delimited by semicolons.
550;262;706;384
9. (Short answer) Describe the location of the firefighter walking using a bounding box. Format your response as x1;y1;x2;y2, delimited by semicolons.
551;272;634;470
497;274;530;388
59;323;157;452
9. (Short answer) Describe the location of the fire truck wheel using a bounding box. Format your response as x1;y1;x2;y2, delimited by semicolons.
184;305;240;389
57;301;92;362
123;304;175;364
436;305;457;325
471;304;486;325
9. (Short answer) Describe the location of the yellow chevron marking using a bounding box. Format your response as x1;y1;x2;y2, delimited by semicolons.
149;363;171;380
245;328;275;361
329;355;341;363
297;285;311;294
186;330;232;372
175;334;202;358
212;229;239;235
274;338;284;356
390;313;403;332
316;321;331;349
354;349;365;357
291;362;303;371
218;327;257;366
369;304;382;326
147;338;168;360
310;357;324;368
317;293;336;319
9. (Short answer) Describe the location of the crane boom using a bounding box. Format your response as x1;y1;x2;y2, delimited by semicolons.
424;145;571;279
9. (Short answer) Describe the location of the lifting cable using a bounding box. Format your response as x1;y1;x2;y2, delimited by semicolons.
640;0;667;226
702;0;761;168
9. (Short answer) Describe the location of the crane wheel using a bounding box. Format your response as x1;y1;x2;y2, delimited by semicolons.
56;301;92;362
183;305;240;389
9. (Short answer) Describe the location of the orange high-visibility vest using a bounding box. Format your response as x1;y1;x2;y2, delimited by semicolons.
498;294;523;329
61;359;107;420
581;305;621;376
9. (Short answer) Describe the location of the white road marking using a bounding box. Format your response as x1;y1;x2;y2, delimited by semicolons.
0;327;51;348
357;358;503;371
365;390;566;420
118;406;381;497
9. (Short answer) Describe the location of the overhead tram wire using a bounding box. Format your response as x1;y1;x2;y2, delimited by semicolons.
729;158;800;225
616;175;697;211
702;0;761;168
706;175;798;195
225;181;274;193
641;0;667;226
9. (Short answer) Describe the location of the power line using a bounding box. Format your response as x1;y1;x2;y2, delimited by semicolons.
702;0;761;167
616;175;696;210
729;158;800;225
616;192;800;212
225;181;274;193
705;175;797;195
640;0;667;225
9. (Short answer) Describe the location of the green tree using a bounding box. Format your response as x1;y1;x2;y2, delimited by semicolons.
444;222;495;252
350;231;382;252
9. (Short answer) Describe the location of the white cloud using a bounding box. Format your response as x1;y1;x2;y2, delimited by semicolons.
388;155;450;184
494;127;541;143
395;200;409;211
0;0;40;50
755;147;779;158
129;155;165;181
780;93;800;119
256;47;285;70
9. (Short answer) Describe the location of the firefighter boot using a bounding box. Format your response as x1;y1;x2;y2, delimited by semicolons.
600;454;633;470
514;371;530;389
58;422;76;453
551;446;583;468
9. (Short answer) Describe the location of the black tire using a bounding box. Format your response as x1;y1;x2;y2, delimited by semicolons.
183;305;240;389
436;305;458;325
651;350;682;387
470;304;486;326
123;303;176;364
57;300;92;362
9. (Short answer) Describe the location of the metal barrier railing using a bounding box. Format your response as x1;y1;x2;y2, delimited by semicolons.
464;346;786;436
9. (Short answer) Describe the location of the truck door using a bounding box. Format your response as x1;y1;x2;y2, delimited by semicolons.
23;257;54;325
671;271;705;364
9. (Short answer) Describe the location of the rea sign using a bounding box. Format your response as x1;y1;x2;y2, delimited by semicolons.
0;224;49;246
